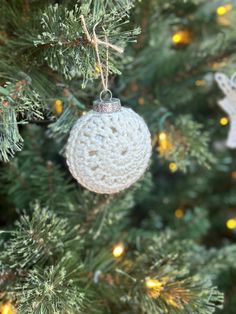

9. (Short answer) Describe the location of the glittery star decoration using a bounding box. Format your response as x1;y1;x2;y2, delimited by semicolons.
215;72;236;148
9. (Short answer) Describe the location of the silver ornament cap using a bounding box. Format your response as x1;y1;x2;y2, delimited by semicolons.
93;98;121;113
93;90;121;113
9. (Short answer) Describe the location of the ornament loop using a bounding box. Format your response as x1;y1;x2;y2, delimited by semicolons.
100;89;112;102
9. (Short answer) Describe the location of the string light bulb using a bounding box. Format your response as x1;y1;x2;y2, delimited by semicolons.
226;218;236;230
159;132;167;141
95;62;101;73
53;99;63;115
172;29;192;46
112;243;125;258
157;132;173;156
175;208;184;219
211;61;226;70
219;116;229;126
169;162;178;172
195;80;205;87
165;296;180;309
138;97;145;106
216;4;233;16
145;278;163;289
231;171;236;179
0;302;16;314
145;277;168;298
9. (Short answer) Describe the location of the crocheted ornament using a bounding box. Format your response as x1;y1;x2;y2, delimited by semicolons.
215;72;236;148
66;97;152;194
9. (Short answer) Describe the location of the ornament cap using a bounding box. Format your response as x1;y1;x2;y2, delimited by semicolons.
93;98;121;113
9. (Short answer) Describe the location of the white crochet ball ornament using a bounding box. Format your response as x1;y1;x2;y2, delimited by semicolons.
66;97;152;194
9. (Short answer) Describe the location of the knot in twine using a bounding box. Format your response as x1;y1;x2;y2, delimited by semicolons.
80;15;123;92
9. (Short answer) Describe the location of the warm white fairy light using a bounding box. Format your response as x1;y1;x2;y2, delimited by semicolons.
112;243;125;258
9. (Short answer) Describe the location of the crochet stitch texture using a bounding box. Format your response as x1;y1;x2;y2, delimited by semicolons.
66;107;152;194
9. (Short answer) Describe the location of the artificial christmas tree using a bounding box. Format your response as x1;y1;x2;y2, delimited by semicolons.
1;0;236;313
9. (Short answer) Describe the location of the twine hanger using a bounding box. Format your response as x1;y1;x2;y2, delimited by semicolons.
80;15;124;100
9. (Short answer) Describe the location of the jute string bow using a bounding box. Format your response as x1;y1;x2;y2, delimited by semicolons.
80;15;123;96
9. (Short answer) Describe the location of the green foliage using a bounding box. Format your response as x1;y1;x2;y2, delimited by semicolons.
114;255;224;314
160;115;216;172
88;229;226;314
1;204;78;269
0;125;78;210
0;106;23;162
0;0;139;161
48;93;86;142
0;78;45;161
174;207;211;239
13;256;85;314
140;279;223;314
0;202;230;314
195;245;236;281
34;2;139;83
